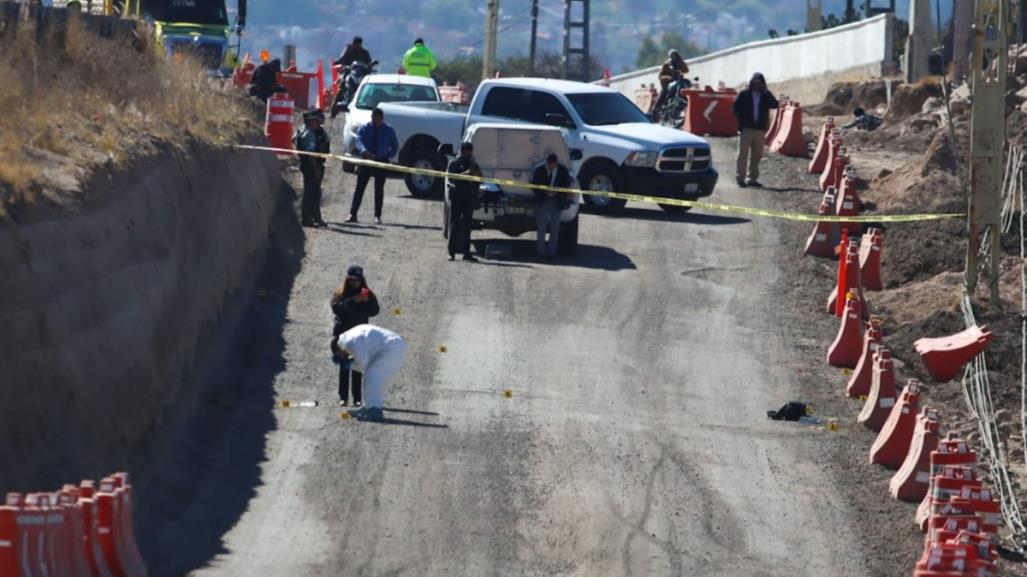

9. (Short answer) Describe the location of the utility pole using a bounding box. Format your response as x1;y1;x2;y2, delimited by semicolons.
529;0;539;75
562;0;590;81
966;0;1007;307
483;0;500;81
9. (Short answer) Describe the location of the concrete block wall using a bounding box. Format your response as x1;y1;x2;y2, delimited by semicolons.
607;14;895;106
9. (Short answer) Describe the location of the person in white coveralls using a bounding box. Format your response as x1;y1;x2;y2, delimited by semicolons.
332;324;407;422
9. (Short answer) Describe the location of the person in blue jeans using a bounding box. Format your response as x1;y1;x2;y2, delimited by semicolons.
530;153;572;261
349;108;399;225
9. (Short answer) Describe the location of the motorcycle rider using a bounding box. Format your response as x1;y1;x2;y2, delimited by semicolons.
335;36;371;68
654;49;690;119
331;37;375;118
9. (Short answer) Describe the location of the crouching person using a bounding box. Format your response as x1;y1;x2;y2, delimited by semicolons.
332;324;407;422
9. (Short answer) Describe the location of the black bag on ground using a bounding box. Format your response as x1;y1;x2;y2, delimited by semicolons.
766;401;809;421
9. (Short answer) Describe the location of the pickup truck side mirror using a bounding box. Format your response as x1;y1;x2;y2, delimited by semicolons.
437;143;455;157
545;113;574;129
569;148;583;161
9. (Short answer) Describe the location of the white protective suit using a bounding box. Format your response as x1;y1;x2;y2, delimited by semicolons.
337;324;407;409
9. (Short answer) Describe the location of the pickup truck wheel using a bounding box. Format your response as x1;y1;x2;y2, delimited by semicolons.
579;165;627;213
557;215;579;256
405;149;444;197
658;203;692;214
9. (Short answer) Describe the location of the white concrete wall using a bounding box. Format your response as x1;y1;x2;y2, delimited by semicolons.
607;14;894;104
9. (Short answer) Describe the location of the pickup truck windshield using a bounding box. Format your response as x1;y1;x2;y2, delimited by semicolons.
142;0;228;26
566;92;650;126
357;83;439;110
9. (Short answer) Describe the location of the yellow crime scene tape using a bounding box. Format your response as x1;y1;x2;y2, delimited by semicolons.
235;145;964;224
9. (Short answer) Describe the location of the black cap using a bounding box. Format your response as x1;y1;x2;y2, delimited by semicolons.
414;38;424;45
750;72;766;84
303;109;325;122
347;264;364;279
353;36;363;44
460;142;474;152
546;153;558;163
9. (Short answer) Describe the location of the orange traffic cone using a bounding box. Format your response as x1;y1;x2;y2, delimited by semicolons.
827;292;863;368
857;347;897;431
869;379;921;468
890;407;941;502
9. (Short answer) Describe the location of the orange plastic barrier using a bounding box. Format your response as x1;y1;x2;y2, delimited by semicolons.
870;379;921;468
827;291;864;368
265;92;295;153
315;59;326;111
820;150;849;193
276;70;319;110
58;487;95;577
915;538;991;577
858;348;897;431
96;475;149;577
808;119;835;174
80;481;116;577
835;175;862;236
682;88;739;137
890;407;941;502
837;169;863;211
0;493;31;577
232;52;254;88
109;473;147;577
917;465;981;531
764;96;789;145
915;326;994;382
439;82;470;105
769;103;807;157
929;488;1000;536
860;228;884;291
846;320;884;398
803;191;840;258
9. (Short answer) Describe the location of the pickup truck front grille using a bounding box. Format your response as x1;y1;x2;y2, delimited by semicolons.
657;147;711;173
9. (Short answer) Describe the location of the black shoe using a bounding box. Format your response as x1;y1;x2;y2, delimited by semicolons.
746;180;763;188
736;178;747;188
302;220;316;227
314;219;328;227
448;253;456;261
463;254;477;262
345;215;358;223
354;401;363;408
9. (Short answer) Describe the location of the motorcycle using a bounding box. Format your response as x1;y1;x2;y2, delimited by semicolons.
656;76;698;129
330;59;378;118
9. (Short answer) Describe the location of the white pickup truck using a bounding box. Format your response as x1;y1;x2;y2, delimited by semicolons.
377;77;719;213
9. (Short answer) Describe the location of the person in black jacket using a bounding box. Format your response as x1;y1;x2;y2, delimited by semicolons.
530;153;572;261
248;58;285;102
731;72;779;188
293;110;331;227
447;142;482;261
330;265;380;406
335;36;372;67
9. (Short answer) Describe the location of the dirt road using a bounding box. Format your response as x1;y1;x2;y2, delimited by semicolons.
140;137;874;576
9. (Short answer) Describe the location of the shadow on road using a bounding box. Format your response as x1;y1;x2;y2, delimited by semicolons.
135;181;304;575
592;206;751;225
325;222;383;237
383;406;441;416
379;417;450;428
471;239;636;271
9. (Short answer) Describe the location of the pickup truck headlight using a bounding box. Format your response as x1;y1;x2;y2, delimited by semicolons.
624;150;658;167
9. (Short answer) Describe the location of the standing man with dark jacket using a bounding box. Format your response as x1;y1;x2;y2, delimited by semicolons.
530;153;572;261
731;72;779;188
447;142;482;261
293;109;331;227
349;107;399;225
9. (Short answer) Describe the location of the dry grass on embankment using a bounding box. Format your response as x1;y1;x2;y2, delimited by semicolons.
0;17;261;222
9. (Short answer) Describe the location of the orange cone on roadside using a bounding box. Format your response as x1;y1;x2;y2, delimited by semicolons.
869;379;921;468
860;228;884;291
828;238;863;316
858;347;897;431
804;198;840;258
808;118;835;174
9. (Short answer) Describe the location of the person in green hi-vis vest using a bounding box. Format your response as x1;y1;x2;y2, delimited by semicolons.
402;38;437;78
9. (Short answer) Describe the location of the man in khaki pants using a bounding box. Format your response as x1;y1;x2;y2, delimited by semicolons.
731;72;779;188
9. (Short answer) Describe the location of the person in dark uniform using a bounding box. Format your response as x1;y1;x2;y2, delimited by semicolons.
330;265;380;407
446;142;482;261
335;36;372;67
293;109;331;227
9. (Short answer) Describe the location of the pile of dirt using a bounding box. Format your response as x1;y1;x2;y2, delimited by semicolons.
810;79;890;117
0;14;259;222
867;129;964;214
886;81;944;121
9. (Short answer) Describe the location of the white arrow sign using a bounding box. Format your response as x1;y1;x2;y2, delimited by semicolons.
703;100;718;123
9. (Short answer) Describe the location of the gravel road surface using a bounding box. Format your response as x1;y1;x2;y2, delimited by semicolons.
142;136;872;576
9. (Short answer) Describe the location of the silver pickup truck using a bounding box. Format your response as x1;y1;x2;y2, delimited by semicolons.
378;77;718;214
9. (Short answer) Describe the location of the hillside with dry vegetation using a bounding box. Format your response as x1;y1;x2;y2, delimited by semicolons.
0;15;261;222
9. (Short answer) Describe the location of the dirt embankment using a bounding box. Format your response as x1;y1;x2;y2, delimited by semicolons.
0;10;286;491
